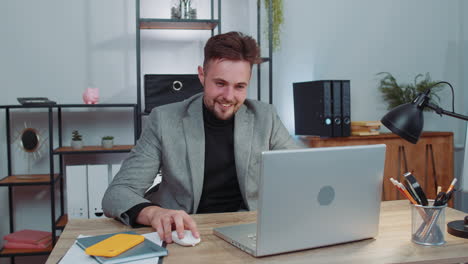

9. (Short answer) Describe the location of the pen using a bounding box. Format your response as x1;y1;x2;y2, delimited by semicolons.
420;189;456;241
397;183;419;205
419;193;447;241
390;178;407;199
420;209;442;239
433;192;446;206
390;179;431;229
443;189;455;205
447;178;457;193
389;178;401;193
420;190;453;241
390;178;418;205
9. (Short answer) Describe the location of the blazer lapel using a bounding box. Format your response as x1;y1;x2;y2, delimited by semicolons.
183;97;205;213
234;105;254;201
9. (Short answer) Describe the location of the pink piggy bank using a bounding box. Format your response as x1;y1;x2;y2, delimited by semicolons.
83;88;99;104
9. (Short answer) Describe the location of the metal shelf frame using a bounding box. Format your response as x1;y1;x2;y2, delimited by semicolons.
257;0;273;104
139;18;220;30
135;0;273;136
0;103;138;262
135;0;222;135
53;145;134;154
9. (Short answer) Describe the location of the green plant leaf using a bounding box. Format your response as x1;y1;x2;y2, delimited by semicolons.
263;0;283;52
72;130;82;141
377;72;442;111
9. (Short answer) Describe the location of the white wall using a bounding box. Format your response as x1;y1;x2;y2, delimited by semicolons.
0;0;251;263
459;0;468;211
275;0;466;144
274;0;467;211
0;1;467;262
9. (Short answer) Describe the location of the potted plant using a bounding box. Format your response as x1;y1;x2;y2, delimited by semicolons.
71;130;83;150
101;136;114;149
377;72;444;111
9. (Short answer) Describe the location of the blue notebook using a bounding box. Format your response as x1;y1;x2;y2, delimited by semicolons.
76;231;167;264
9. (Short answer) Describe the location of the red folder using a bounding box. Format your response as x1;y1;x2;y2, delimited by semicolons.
4;240;52;249
3;229;52;245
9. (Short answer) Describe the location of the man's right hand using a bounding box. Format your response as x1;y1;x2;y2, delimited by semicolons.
136;205;200;243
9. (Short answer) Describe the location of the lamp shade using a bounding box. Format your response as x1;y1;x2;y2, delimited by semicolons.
381;102;424;144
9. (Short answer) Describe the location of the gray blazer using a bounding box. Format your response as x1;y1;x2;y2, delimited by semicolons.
102;93;299;225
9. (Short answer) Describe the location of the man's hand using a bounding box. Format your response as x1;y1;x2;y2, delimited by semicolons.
136;206;200;243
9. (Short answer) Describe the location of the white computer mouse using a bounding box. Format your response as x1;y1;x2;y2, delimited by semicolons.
171;230;201;247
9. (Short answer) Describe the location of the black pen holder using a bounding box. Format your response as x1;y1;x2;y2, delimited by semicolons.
411;200;446;246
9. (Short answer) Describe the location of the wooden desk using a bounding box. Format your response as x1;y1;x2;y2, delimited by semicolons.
47;201;468;264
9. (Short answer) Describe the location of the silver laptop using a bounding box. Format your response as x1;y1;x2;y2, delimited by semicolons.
213;144;386;257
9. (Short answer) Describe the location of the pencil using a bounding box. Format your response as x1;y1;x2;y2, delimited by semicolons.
397;182;419;205
390;178;407;199
390;178;418;205
447;178;457;193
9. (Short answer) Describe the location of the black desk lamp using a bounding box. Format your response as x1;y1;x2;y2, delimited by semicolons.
381;81;468;144
380;81;468;238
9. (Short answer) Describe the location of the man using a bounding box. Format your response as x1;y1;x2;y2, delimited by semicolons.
102;31;299;244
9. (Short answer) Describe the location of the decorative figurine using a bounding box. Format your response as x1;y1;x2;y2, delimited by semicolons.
83;88;99;104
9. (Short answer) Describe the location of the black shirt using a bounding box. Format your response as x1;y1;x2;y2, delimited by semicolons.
196;103;244;213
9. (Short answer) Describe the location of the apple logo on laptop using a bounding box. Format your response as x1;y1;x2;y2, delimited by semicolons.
317;185;335;206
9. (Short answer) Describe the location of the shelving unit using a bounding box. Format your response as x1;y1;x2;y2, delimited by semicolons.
140;18;220;30
0;104;137;263
0;1;275;262
0;174;60;186
257;0;273;105
135;0;221;135
135;0;273;135
54;145;134;154
0;247;54;258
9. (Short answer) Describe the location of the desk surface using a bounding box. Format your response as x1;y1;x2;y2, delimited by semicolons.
47;200;468;264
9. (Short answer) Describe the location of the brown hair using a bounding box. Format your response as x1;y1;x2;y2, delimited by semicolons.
203;31;262;70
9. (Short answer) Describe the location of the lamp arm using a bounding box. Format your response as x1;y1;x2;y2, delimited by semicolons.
425;102;468;121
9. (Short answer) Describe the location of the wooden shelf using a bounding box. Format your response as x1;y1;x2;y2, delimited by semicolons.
0;246;53;257
0;174;60;186
54;145;134;154
56;214;68;230
0;103;136;109
296;131;453;141
140;18;219;30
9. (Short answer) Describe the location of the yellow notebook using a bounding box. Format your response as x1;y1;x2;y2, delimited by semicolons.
85;234;145;257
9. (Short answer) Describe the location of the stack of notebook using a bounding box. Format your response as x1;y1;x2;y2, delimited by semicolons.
351;121;382;136
3;229;52;249
76;231;168;264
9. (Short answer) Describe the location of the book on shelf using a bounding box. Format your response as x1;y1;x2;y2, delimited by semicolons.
350;121;382;126
76;231;167;264
3;229;52;249
351;130;380;136
351;125;381;131
351;121;382;136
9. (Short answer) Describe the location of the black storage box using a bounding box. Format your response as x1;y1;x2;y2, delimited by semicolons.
144;74;204;113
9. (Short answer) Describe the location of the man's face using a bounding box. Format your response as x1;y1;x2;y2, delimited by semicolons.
198;59;251;120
